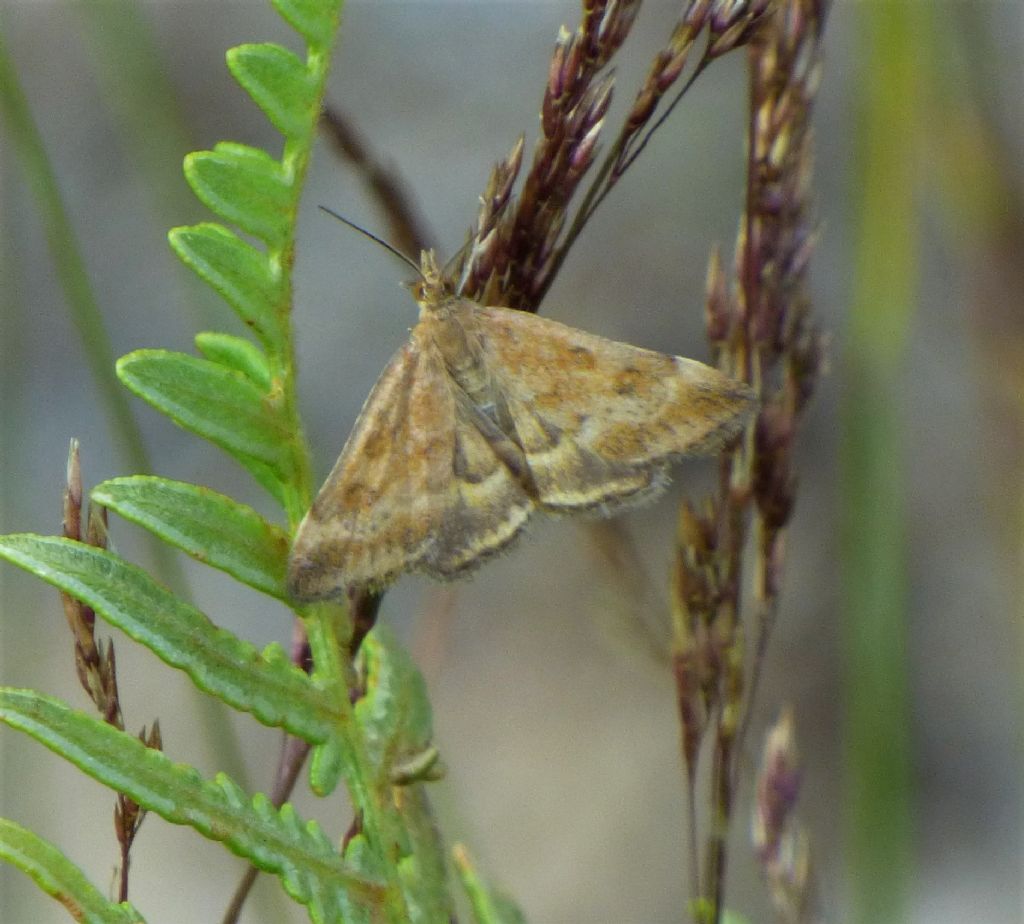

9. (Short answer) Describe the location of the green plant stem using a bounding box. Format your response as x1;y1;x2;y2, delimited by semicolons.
842;5;920;923
273;140;316;533
0;23;198;611
76;0;194;217
260;18;408;922
0;27;151;480
76;0;220;331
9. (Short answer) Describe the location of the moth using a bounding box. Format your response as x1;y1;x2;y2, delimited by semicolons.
288;251;756;601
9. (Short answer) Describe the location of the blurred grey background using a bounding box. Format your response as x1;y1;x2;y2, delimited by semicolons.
1;2;1022;922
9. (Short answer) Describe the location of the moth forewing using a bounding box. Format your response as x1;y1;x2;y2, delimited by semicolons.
287;258;757;601
469;304;756;511
288;342;463;599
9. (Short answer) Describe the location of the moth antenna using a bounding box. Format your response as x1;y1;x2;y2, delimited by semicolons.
318;205;422;276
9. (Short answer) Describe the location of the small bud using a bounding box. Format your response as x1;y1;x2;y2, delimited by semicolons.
542;94;559;140
564;28;585;83
571;120;603;174
672;649;708;769
627;85;658;131
63;439;82;543
548;27;571;99
752;708;812;920
788;326;824;412
710;0;745;32
605;0;641;52
472;228;498;282
505;135;525;183
753;708;801;864
683;0;713;30
145;719;163;751
583;73;615;128
784;224;818;283
86;503;109;551
678;499;716;558
704;246;731;344
114;801;127;842
489;139;524;213
769;123;791;170
657;43;692;92
753;402;795;531
709;18;752;57
754;99;773;161
758;183;786;216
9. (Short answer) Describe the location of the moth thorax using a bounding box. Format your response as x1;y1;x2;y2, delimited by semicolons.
427;306;492;405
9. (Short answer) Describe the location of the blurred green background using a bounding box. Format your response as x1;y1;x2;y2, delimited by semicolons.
1;2;1021;922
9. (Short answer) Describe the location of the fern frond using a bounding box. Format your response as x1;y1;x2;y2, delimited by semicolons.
0;691;387;922
92;476;289;599
0;818;145;924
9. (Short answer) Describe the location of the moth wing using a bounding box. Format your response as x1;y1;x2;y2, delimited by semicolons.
288;342;447;598
419;390;536;578
474;304;757;511
288;341;534;599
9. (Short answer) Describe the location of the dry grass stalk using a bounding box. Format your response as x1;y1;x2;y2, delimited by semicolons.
306;2;824;918
454;0;780;312
668;0;828;918
61;440;161;903
319;104;434;258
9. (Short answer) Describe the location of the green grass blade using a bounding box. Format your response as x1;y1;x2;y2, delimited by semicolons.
75;0;195;220
74;0;218;331
843;4;920;923
92;476;289;599
0;27;150;479
0;818;145;924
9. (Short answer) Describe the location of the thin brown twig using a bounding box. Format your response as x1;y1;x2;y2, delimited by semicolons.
222;608;314;921
320;104;434;257
61;440;160;904
221;733;312;924
348;585;384;659
586;518;671;667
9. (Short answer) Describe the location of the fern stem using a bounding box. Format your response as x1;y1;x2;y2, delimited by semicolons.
259;11;409;919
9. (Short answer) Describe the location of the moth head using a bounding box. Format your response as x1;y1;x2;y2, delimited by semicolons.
315;207;459;314
407;249;452;311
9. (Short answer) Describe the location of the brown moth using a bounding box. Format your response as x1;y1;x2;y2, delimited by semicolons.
288;252;756;600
